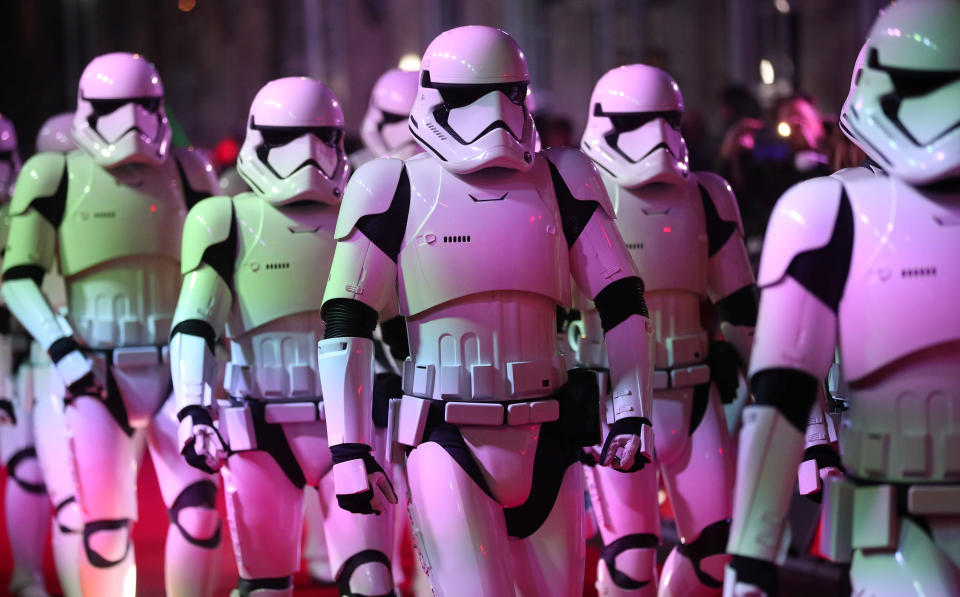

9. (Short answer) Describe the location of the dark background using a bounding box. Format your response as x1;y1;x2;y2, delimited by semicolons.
1;0;883;157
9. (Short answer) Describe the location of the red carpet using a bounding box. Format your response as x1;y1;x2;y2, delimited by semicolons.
0;453;603;596
0;453;342;596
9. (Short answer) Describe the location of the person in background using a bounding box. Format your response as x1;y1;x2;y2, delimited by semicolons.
718;92;831;271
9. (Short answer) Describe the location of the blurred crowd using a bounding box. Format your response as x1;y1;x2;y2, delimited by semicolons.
514;85;867;273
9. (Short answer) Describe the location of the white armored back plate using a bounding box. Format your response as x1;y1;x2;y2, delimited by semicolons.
230;195;338;334
398;155;571;316
838;174;960;382
607;176;708;295
59;152;185;276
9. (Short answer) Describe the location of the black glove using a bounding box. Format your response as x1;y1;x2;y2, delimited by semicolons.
330;443;397;515
599;417;652;473
728;554;778;596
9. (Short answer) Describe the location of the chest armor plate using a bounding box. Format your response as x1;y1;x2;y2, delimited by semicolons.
59;153;185;276
839;176;960;380
609;179;708;296
398;158;571;316
229;196;337;334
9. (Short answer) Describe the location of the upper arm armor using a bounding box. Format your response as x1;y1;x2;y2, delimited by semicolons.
698;171;756;310
9;153;67;220
756;176;853;313
696;172;744;240
180;195;236;283
334;158;406;241
173;148;219;208
569;207;640;302
544;146;615;219
3;154;66;277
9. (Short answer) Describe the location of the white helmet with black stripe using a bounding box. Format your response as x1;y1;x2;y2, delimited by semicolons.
840;0;960;185
408;26;537;174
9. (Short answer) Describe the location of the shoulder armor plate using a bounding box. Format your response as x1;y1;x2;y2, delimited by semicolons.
832;166;878;185
173;147;219;199
10;153;67;217
694;171;744;236
543;147;615;218
756;176;845;288
181;195;234;274
334;158;405;240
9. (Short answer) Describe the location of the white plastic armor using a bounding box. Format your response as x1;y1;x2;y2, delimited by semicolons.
319;26;653;597
408;26;537;174
839;0;960;185
35;113;77;154
172;77;396;597
359;68;422;161
581;64;689;189
72;53;171;168
236;77;349;205
0;114;57;597
726;3;960;595
573;64;755;596
2;53;223;597
2;112;85;597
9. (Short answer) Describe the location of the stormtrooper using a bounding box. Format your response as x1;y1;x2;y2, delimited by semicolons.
573;65;756;596
0;113;53;597
350;67;423;170
724;1;960;595
171;76;398;597
317;26;654;597
18;111;85;597
307;65;420;589
1;52;223;597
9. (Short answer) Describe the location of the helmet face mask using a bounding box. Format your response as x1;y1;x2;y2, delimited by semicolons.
72;53;171;168
582;64;689;188
598;108;688;186
237;77;348;205
379;112;420;158
410;26;537;174
840;0;960;185
361;68;422;160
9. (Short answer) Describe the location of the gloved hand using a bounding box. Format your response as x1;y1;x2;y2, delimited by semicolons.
177;406;227;474
797;444;844;502
330;443;398;515
48;337;103;400
723;555;777;597
599;416;653;472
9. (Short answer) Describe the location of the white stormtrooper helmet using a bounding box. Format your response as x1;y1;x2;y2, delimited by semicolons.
361;68;422;159
525;86;542;151
0;114;21;200
410;25;537;174
73;52;171;168
36;112;77;153
237;77;348;205
581;64;689;188
840;0;960;185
